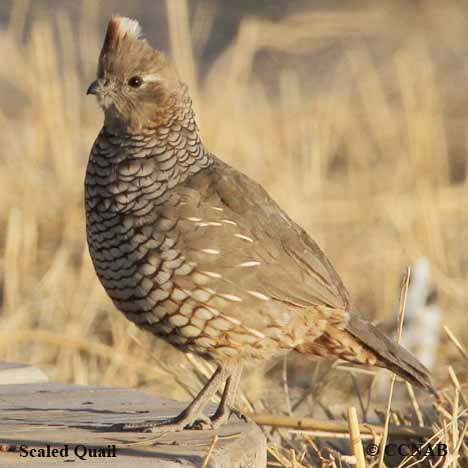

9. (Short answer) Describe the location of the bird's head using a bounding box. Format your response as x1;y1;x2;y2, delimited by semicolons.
87;16;185;133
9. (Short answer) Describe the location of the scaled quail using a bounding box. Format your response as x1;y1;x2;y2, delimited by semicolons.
85;16;434;432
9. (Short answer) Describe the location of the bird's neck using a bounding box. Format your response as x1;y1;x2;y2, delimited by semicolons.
99;103;212;187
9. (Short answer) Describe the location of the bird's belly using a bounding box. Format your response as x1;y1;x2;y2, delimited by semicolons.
91;237;301;361
111;278;297;362
85;203;306;362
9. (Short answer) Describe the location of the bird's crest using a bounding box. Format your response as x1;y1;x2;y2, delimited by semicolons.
98;16;163;77
103;16;143;48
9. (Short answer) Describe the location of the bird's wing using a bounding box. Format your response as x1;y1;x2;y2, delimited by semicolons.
167;158;351;316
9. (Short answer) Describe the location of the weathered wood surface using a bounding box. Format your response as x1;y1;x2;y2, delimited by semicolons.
0;363;48;385
0;363;266;467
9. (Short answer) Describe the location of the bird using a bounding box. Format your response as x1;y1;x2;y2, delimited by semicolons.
85;16;434;432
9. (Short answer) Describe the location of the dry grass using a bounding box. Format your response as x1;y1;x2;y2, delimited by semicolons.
0;0;467;466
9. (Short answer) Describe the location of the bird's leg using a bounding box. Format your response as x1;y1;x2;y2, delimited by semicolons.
210;362;244;428
111;365;231;433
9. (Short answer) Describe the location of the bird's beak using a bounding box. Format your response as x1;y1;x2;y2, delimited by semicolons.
86;80;100;96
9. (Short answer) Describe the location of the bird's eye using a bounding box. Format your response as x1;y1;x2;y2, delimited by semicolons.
128;76;143;88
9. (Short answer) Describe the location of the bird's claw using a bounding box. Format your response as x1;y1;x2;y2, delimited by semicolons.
230;408;248;422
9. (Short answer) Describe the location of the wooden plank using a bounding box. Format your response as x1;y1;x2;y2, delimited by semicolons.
0;379;266;467
0;363;48;385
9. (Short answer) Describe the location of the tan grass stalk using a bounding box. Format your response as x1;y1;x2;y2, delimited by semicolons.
201;434;218;468
267;446;291;468
165;0;198;109
405;382;425;427
291;429;373;440
444;327;468;363
347;406;366;468
450;384;459;468
378;267;411;468
447;366;468;411
289;448;299;468
453;419;468;457
247;413;433;439
397;409;468;468
7;0;30;39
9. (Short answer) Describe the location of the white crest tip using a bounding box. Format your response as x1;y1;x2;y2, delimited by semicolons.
114;16;142;39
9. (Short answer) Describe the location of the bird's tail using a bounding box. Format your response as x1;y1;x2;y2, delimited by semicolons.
345;315;435;394
296;314;435;395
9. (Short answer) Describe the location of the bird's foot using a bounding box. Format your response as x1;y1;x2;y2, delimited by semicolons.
186;414;214;431
109;419;184;433
108;413;214;433
209;407;248;429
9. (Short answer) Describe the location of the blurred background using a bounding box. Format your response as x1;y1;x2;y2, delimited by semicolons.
1;0;467;465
